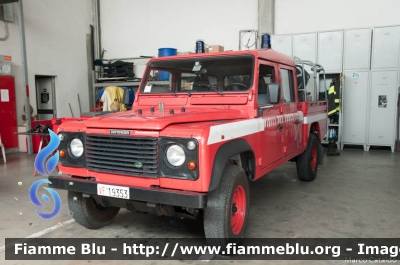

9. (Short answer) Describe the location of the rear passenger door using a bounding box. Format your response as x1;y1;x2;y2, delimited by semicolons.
258;62;284;168
279;67;299;156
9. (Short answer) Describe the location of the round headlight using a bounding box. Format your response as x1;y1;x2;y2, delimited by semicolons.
166;145;185;167
187;140;196;150
70;138;83;157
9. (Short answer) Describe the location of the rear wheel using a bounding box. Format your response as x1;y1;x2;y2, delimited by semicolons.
296;133;319;181
204;165;250;247
68;191;120;229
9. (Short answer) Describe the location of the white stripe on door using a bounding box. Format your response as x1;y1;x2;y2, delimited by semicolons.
207;111;325;145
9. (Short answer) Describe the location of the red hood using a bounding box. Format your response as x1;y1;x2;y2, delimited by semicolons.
85;108;249;130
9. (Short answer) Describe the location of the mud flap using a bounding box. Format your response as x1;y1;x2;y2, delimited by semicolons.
317;141;324;165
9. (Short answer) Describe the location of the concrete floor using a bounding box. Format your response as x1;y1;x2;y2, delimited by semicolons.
0;148;399;265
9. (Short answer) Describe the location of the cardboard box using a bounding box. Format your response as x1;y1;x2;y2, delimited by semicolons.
208;45;224;53
183;82;192;90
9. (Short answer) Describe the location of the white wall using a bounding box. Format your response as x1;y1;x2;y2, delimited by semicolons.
0;0;92;125
275;0;400;34
100;0;258;77
275;0;400;145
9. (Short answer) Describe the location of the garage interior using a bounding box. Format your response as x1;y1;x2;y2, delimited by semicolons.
1;0;400;264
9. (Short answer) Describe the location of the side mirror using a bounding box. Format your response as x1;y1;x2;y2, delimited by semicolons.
268;83;280;104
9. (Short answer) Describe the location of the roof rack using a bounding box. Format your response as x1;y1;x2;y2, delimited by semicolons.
293;56;327;101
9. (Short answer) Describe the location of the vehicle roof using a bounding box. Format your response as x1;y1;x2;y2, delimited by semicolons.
149;48;295;67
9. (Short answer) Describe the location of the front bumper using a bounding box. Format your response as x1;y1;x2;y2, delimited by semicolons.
48;176;207;208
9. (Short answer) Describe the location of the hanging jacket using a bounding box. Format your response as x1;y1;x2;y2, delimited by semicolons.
328;85;338;116
100;90;111;111
103;86;126;111
333;78;340;103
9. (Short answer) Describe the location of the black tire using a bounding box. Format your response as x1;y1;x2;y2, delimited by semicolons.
68;191;120;229
204;165;250;248
296;133;319;181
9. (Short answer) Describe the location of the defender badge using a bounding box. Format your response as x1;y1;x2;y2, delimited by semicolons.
110;130;130;135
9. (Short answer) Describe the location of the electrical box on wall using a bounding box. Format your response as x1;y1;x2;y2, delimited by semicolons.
0;3;14;22
0;55;12;76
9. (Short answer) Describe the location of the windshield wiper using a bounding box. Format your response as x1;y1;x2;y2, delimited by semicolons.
195;84;222;95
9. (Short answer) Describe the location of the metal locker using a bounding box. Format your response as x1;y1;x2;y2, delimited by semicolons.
293;33;317;63
371;26;400;69
344;28;371;70
367;70;398;151
342;71;370;150
271;34;292;57
318;30;343;72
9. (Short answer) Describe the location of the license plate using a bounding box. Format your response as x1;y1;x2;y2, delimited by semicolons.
97;184;130;199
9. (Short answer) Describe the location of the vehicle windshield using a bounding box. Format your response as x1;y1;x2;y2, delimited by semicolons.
141;55;254;94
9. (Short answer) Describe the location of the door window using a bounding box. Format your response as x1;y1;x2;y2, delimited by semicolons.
280;69;294;103
258;64;275;105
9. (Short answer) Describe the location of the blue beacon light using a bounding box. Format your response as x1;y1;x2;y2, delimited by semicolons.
261;33;271;49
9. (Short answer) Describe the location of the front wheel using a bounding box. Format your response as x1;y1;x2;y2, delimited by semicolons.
296;133;319;181
68;191;120;229
204;165;250;247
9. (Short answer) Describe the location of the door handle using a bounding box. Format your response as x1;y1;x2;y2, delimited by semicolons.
277;125;284;130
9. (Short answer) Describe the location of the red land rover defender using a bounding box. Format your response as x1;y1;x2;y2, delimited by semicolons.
49;49;327;246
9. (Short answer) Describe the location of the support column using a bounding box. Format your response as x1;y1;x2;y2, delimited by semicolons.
92;0;101;60
258;0;275;38
18;0;32;154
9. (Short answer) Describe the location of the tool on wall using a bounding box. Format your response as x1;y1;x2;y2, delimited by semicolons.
77;93;82;115
69;103;74;118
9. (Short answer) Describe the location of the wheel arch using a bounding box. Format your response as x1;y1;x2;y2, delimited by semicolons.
310;122;320;137
208;138;255;191
308;126;324;166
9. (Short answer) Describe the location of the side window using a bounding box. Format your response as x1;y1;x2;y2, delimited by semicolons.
280;69;294;103
258;64;275;105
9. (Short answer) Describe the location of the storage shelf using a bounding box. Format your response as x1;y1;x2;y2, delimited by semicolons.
93;80;171;88
93;81;141;88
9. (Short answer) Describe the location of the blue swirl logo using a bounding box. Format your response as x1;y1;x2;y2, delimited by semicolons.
31;129;62;219
29;179;61;219
34;129;60;176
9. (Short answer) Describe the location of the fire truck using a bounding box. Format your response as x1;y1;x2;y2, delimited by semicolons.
49;49;327;246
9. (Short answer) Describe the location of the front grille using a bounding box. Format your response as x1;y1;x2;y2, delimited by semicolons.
85;135;158;177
